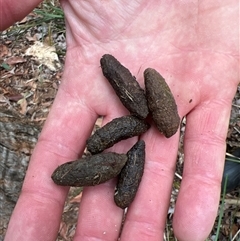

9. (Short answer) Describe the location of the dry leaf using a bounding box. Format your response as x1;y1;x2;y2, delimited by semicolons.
70;193;82;204
18;17;28;24
0;44;9;58
25;41;61;71
7;94;24;102
18;98;28;114
6;56;26;65
26;35;38;42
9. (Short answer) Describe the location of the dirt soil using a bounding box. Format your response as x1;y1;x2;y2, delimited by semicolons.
0;5;239;241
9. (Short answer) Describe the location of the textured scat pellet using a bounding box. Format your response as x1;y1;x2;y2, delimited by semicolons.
114;140;145;209
86;115;149;154
144;68;180;138
51;153;127;187
100;54;149;119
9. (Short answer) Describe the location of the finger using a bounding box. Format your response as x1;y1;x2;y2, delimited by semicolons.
75;181;124;240
74;111;139;240
120;125;180;240
0;0;42;30
5;87;98;241
173;99;232;241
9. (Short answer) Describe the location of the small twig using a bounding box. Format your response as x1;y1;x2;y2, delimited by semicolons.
231;228;240;241
174;172;182;180
233;126;240;134
224;199;240;205
226;152;240;159
232;103;240;108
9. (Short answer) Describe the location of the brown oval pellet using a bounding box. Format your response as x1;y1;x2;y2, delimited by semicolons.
100;54;149;119
114;140;145;209
144;68;180;138
51;153;127;186
86;115;149;154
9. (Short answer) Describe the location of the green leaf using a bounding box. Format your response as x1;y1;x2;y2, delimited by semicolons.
1;62;11;70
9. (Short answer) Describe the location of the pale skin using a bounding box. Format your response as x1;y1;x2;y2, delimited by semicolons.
2;0;239;240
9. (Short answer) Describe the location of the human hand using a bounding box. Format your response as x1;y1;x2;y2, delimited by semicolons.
4;1;239;240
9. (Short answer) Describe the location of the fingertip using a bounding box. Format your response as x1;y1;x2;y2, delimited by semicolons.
172;179;220;241
74;180;124;240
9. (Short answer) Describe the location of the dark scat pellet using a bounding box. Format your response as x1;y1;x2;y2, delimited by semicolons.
144;68;180;138
114;140;145;209
51;153;127;187
86;115;149;154
100;54;149;119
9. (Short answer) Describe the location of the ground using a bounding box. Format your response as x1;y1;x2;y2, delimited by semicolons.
0;2;239;240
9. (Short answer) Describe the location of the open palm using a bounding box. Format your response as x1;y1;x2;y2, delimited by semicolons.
4;1;239;241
